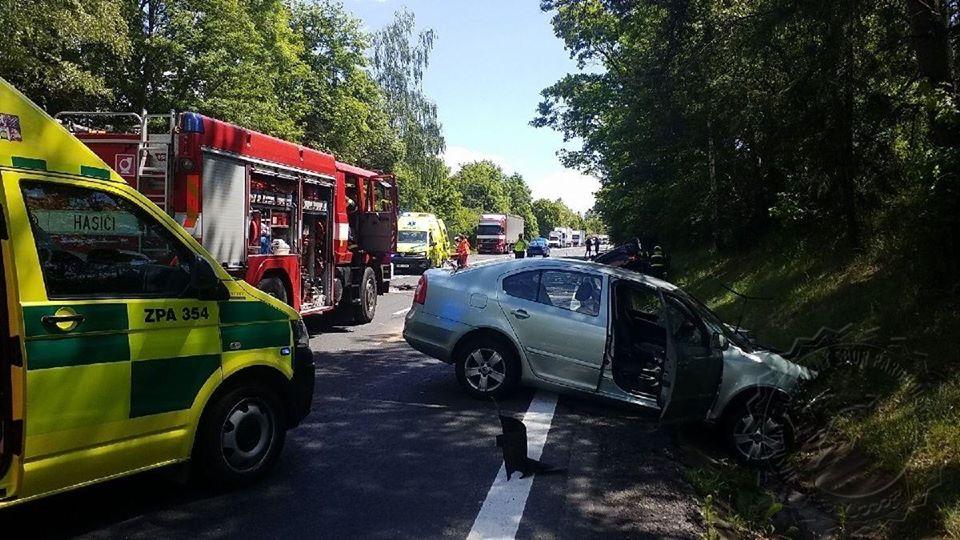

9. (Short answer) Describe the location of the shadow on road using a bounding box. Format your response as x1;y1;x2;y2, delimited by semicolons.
0;341;536;539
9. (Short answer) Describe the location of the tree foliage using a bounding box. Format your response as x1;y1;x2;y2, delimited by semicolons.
291;0;401;169
535;0;960;276
532;198;584;237
1;1;548;247
446;161;540;239
371;8;444;172
0;0;131;111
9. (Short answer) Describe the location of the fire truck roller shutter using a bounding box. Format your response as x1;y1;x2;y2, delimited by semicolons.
201;154;247;266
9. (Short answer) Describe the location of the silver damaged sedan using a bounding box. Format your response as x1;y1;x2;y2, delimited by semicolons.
402;258;814;463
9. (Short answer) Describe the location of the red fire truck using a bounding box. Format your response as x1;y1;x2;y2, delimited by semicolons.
57;110;397;323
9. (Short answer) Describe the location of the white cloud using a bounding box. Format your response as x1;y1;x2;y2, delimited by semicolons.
528;169;599;214
442;146;512;173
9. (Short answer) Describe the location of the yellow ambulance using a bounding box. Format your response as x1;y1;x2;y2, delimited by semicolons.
0;78;314;507
392;212;450;273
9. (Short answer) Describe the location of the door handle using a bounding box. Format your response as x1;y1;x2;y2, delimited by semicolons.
511;309;530;319
41;313;86;328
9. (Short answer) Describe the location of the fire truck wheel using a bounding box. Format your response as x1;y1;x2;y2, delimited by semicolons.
258;277;289;305
333;275;344;305
352;267;377;324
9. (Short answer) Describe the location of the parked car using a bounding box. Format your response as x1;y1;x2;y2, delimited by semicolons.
402;258;814;463
526;237;551;257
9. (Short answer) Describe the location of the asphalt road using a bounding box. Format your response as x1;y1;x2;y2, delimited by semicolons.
0;247;703;539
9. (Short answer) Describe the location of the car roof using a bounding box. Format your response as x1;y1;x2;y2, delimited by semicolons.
482;256;678;290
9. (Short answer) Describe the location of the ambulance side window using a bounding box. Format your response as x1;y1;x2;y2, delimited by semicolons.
20;181;195;299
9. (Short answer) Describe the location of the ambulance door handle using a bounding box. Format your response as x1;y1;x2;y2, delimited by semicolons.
41;314;86;328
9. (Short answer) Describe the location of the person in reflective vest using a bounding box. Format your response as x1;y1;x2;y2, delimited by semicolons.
456;235;471;269
513;236;528;259
649;245;667;278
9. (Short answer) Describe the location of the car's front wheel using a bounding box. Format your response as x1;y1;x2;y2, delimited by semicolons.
455;338;520;399
723;396;793;465
195;383;286;486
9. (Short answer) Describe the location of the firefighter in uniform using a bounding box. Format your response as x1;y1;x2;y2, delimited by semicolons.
649;245;667;279
514;236;528;259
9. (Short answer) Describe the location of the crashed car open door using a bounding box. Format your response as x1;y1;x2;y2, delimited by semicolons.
657;292;723;423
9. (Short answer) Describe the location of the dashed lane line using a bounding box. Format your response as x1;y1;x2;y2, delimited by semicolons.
466;391;559;540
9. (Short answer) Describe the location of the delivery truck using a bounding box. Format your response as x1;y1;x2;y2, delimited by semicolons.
476;213;523;254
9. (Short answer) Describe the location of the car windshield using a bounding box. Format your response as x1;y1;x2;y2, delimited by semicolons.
672;288;753;351
477;224;503;235
398;230;428;244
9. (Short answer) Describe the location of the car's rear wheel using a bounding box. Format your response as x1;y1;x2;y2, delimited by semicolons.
455;338;519;398
723;396;793;465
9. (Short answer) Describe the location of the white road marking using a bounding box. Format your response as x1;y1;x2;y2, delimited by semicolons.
392;307;411;317
466;391;559;540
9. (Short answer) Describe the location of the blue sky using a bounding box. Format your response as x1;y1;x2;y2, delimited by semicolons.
346;0;599;213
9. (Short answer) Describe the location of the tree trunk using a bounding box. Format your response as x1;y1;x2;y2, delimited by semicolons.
707;119;720;250
905;0;960;279
837;0;860;248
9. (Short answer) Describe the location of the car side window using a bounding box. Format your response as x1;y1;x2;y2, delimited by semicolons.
663;295;708;347
540;270;603;316
502;270;541;302
21;181;195;299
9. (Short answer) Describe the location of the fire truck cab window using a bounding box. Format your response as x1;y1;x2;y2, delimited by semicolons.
373;180;393;212
21;181;194;299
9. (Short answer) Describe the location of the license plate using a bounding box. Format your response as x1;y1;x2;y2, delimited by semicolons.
396;264;410;269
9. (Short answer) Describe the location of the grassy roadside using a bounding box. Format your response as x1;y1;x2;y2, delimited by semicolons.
668;230;960;538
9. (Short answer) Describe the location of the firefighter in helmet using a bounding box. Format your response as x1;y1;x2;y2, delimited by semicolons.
649;245;667;279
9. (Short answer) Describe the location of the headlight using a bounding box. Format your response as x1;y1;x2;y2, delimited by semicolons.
291;319;310;348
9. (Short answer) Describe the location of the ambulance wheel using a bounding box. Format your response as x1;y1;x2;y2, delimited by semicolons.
258;277;288;305
352;267;377;324
195;383;286;486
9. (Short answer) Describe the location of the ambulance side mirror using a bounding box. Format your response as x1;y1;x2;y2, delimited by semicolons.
191;255;228;300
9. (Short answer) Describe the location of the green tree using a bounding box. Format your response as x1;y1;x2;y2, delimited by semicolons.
102;0;310;140
532;197;580;237
504;173;539;239
451;161;510;213
371;8;444;172
583;209;606;235
0;0;131;111
535;0;953;259
291;0;401;169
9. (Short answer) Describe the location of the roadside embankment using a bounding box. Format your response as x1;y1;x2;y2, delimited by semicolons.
669;231;960;538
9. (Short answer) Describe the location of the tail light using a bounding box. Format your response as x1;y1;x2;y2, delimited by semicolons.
413;274;428;305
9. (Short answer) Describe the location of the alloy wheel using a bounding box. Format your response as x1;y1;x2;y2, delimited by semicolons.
463;348;506;393
731;412;787;462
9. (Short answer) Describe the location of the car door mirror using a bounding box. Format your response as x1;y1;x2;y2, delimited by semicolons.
191;255;227;300
710;331;728;351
